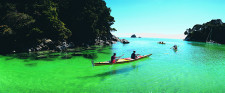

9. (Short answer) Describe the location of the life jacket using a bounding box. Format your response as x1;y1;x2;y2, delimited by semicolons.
112;60;116;63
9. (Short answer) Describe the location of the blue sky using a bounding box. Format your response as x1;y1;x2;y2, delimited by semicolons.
105;0;225;38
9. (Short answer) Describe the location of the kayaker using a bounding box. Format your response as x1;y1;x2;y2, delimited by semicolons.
111;53;117;63
173;45;177;50
131;51;137;59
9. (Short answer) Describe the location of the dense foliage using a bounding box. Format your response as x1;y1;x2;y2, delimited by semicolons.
184;19;225;44
0;0;115;54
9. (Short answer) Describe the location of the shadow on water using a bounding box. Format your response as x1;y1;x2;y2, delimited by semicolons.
81;46;112;59
188;42;206;47
188;42;225;51
78;58;151;81
78;64;142;81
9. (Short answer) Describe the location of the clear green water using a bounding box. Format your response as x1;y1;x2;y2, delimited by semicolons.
0;38;225;93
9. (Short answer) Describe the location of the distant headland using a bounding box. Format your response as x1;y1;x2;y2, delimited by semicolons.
184;19;225;44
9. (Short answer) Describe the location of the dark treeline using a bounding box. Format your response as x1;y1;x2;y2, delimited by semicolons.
184;19;225;44
0;0;116;54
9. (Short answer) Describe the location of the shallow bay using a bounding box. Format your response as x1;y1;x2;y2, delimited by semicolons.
0;38;225;92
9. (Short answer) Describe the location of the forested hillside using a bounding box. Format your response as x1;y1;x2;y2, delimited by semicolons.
0;0;116;54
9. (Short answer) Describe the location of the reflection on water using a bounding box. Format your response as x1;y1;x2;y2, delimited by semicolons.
79;62;142;81
3;45;113;61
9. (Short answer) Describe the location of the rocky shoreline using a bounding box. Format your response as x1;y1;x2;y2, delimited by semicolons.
6;35;129;54
4;36;129;60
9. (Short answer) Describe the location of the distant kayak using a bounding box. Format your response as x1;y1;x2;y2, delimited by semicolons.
93;54;152;66
158;42;166;44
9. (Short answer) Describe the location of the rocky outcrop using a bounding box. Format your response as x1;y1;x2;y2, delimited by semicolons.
4;35;128;54
112;35;121;42
30;39;75;52
184;19;225;44
95;35;129;44
112;35;130;44
30;35;130;53
121;39;130;44
131;34;137;38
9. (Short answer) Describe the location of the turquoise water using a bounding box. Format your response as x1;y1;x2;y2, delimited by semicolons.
0;38;225;93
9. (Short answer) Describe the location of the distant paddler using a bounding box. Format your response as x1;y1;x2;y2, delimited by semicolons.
172;45;178;50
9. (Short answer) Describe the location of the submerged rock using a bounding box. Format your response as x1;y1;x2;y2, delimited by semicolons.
72;52;83;56
61;54;72;59
36;55;47;59
83;53;98;59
